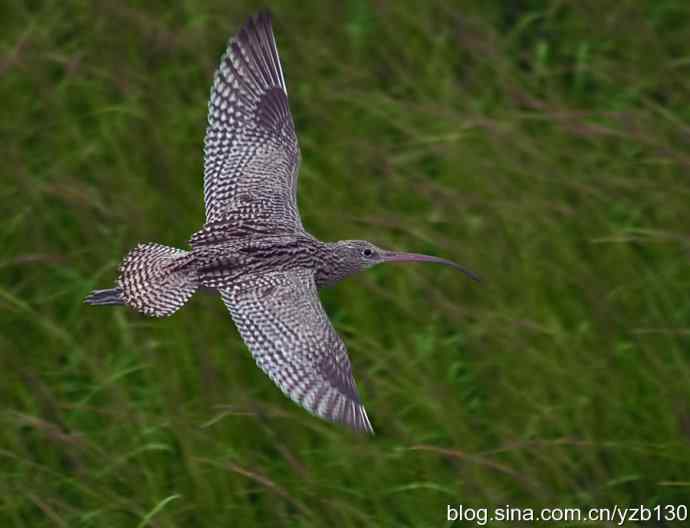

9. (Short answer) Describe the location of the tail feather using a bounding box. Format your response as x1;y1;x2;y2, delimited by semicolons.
83;243;198;317
85;243;198;317
84;287;124;306
117;243;198;317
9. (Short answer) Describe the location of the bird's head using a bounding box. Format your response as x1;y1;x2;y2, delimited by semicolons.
324;240;480;285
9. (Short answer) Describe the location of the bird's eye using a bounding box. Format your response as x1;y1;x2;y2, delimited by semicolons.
362;248;374;258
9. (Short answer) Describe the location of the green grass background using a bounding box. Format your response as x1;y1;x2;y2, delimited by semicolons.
2;0;690;525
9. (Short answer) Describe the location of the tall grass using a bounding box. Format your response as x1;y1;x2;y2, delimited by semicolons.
2;0;689;525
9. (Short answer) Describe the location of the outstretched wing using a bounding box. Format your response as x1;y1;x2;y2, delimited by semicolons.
202;10;301;232
221;269;373;433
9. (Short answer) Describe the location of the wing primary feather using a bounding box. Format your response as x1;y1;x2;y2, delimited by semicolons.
238;22;274;93
229;40;263;99
267;19;287;92
255;14;282;89
257;14;283;88
244;16;274;89
217;51;256;111
252;10;283;91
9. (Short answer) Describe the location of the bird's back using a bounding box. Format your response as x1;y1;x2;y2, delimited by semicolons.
192;233;325;290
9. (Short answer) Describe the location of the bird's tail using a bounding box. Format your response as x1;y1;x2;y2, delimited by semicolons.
85;243;198;318
84;287;124;306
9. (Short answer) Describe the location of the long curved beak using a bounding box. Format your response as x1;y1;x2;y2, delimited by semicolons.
381;251;481;282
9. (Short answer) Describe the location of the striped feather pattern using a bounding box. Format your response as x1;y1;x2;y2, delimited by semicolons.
84;287;123;306
193;234;322;289
221;269;373;433
203;10;301;235
118;243;198;317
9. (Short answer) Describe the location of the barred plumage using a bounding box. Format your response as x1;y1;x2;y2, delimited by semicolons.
222;269;372;433
85;10;479;434
118;243;197;317
203;9;301;233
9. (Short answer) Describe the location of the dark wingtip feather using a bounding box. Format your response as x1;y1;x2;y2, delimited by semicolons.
243;8;272;37
354;405;375;435
255;8;273;25
332;398;374;435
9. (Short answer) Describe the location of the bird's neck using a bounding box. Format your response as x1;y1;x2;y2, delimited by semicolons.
314;242;351;288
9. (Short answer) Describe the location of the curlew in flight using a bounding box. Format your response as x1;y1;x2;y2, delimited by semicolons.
85;10;479;433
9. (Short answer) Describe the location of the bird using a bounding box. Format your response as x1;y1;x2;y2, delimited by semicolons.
85;9;479;434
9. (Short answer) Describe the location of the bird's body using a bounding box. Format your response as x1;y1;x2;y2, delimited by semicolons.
195;234;323;287
86;10;478;433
